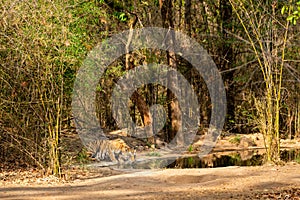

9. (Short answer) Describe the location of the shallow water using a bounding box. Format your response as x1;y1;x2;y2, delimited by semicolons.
167;148;300;169
89;148;300;170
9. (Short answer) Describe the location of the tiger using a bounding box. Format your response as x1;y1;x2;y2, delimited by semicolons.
86;138;136;163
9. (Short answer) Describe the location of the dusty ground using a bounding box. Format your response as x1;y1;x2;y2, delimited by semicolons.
1;134;300;199
0;163;300;199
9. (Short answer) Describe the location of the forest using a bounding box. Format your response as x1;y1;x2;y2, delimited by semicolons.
0;0;300;198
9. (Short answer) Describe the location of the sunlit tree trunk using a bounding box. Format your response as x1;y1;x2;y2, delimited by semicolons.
160;0;182;144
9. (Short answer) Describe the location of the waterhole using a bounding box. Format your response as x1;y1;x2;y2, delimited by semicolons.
167;148;300;169
114;148;300;169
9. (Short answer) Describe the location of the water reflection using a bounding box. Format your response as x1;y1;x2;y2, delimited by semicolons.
167;148;300;169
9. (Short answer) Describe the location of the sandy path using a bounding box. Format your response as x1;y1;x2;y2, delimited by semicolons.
1;163;300;200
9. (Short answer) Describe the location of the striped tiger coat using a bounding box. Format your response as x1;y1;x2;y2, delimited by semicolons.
86;138;136;163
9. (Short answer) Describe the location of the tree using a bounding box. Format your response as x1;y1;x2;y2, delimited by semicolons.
229;0;292;162
160;0;182;144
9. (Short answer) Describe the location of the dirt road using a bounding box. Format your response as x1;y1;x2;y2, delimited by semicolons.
1;163;300;199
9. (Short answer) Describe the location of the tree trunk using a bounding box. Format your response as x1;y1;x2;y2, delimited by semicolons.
161;0;182;145
130;91;154;143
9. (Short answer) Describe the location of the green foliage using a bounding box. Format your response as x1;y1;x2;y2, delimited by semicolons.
146;151;161;157
295;153;300;164
0;0;115;174
187;157;195;166
113;11;128;22
229;153;242;162
281;1;300;25
229;135;241;145
77;148;89;164
188;145;193;152
105;65;125;77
